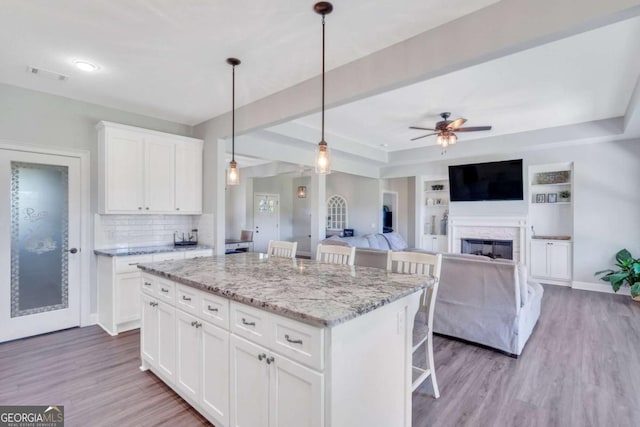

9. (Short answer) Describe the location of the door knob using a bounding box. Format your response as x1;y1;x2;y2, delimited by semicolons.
69;248;78;254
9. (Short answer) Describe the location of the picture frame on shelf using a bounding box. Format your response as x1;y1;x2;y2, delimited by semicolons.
547;193;557;203
535;193;546;203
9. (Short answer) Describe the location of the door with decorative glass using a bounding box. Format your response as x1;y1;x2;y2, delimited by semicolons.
0;149;81;342
253;194;279;253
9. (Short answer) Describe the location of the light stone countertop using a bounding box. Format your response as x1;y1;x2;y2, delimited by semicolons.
94;245;213;257
138;252;432;327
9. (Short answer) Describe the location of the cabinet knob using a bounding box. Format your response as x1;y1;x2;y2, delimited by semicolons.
145;207;150;210
176;207;180;211
266;356;275;365
138;207;142;210
258;353;266;361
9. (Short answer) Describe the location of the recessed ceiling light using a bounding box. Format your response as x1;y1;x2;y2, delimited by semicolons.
73;60;99;72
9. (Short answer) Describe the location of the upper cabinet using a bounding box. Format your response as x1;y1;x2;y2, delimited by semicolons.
98;122;203;214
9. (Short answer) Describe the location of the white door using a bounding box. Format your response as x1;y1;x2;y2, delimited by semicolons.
105;130;145;213
157;301;176;381
530;240;548;278
201;321;230;426
175;142;203;214
548;242;571;280
270;355;324;427
141;294;158;365
253;193;280;253
176;309;200;401
145;136;175;212
0;150;81;343
230;334;269;427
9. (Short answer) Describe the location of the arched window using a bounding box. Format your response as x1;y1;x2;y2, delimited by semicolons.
327;195;348;231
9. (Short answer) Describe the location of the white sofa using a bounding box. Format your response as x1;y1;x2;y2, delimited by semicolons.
433;253;543;357
321;234;543;356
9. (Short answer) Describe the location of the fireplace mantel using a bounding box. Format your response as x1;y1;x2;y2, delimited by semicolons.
448;216;528;263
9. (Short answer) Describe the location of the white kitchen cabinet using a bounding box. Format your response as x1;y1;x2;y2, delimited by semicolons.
422;234;447;253
175;142;203;213
145;136;176;212
140;293;175;383
98;121;203;214
201;321;230;426
229;334;323;427
97;249;212;336
176;310;201;402
530;239;572;282
230;335;270;427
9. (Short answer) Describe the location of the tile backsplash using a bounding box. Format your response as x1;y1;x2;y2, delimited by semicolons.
95;214;199;249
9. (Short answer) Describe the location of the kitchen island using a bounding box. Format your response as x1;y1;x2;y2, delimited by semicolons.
138;253;433;427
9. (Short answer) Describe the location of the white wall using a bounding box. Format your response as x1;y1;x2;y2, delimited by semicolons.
0;83;193;315
327;172;381;236
385;139;640;284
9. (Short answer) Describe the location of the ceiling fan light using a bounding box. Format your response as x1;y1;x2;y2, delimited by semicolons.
315;141;331;174
448;133;457;145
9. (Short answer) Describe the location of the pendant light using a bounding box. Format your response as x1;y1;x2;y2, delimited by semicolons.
226;57;241;186
314;2;333;175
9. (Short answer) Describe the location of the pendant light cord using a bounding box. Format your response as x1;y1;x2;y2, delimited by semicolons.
321;14;325;143
232;63;235;163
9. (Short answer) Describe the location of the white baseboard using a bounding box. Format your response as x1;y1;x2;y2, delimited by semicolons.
571;280;631;296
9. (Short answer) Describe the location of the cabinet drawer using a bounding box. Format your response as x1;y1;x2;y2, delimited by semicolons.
115;255;153;274
176;284;200;317
141;275;155;296
152;252;185;262
272;316;324;371
156;279;175;304
200;292;229;329
184;249;213;259
230;302;270;347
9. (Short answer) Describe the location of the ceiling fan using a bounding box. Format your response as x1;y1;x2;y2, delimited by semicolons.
409;112;492;150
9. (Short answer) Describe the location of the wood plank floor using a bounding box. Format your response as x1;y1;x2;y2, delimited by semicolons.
1;285;638;426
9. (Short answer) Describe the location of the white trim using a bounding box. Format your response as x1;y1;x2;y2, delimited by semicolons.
572;280;631;296
96;121;201;144
326;194;348;231
0;140;93;328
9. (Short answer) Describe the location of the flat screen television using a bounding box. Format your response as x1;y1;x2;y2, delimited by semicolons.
448;159;523;202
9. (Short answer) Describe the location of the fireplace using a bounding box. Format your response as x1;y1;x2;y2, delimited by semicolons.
461;238;513;260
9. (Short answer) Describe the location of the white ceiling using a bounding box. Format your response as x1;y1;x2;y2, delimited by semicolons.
271;16;640;152
0;0;498;125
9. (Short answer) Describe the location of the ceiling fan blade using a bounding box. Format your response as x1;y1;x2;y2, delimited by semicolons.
409;126;437;131
410;133;437;141
447;118;467;129
455;126;492;132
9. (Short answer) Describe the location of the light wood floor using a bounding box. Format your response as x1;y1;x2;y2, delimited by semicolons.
1;285;638;426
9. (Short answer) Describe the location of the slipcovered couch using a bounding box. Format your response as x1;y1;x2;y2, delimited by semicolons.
321;234;543;356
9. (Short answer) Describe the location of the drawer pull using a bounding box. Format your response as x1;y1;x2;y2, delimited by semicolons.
144;282;152;286
241;318;256;327
258;353;266;361
182;296;192;301
161;288;169;293
284;334;303;345
128;262;139;266
207;305;219;312
266;356;275;364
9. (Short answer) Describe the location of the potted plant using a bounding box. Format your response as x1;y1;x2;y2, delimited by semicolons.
595;249;640;301
558;190;571;202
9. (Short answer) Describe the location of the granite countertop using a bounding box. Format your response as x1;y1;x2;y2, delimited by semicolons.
94;244;213;257
138;252;432;327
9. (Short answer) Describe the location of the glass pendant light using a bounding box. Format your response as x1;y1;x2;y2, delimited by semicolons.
314;2;333;175
226;57;241;186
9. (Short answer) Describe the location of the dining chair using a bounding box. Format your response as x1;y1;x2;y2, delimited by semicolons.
389;251;442;398
267;240;298;258
316;244;356;266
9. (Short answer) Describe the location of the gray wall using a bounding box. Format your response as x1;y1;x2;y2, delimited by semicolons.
0;83;193;314
391;139;640;284
326;172;381;237
292;177;312;253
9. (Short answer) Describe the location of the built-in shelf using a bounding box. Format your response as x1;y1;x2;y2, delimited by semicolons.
531;182;570;187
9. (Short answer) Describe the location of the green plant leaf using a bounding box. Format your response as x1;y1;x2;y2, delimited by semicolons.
633;262;640;275
616;249;632;263
594;269;614;276
631;283;640;298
